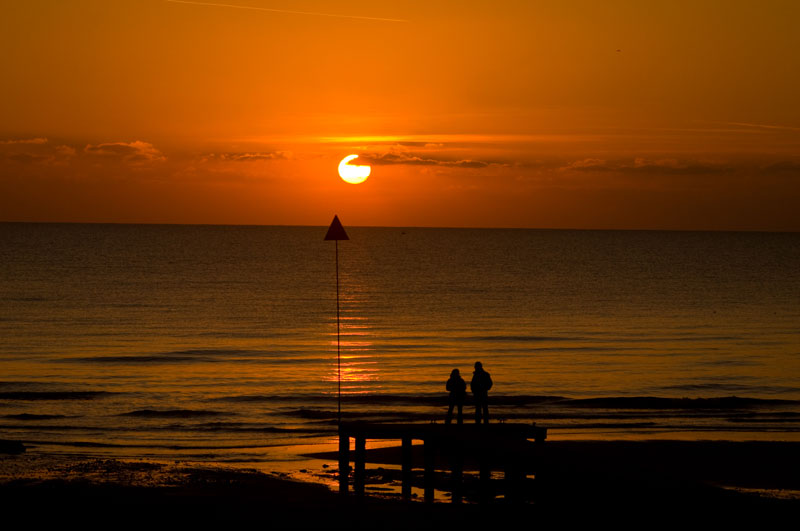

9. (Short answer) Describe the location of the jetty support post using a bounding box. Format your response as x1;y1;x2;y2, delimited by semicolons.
401;437;413;500
354;436;366;496
479;457;492;503
338;431;350;494
423;437;436;503
450;440;464;504
504;461;525;504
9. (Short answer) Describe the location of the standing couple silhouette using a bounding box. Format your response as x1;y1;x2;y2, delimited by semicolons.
445;361;493;425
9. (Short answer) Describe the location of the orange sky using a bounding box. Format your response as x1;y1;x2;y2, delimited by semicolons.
1;0;799;230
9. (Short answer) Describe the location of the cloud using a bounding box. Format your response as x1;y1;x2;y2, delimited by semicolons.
5;152;50;163
390;141;445;148
0;137;48;145
83;141;166;165
562;158;608;170
55;145;77;157
201;151;292;162
761;160;800;174
723;122;800;132
561;157;732;175
0;137;74;166
359;151;500;169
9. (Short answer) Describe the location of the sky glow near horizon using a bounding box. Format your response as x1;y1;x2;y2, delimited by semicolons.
1;0;799;231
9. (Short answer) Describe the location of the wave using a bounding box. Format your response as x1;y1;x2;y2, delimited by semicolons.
465;335;577;342
727;416;800;424
66;350;327;364
536;421;800;432
167;348;262;357
190;422;328;434
463;334;746;344
540;421;660;429
558;396;799;409
0;424;104;431
0;381;42;388
164;348;330;360
120;409;226;418
280;408;436;422
66;355;214;364
0;421;330;434
2;413;68;420
24;440;286;450
658;383;800;394
0;391;112;400
0;296;48;302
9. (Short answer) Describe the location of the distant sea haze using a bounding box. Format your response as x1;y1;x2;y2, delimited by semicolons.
1;223;799;462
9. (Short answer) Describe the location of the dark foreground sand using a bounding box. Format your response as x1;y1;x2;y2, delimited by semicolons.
2;441;799;528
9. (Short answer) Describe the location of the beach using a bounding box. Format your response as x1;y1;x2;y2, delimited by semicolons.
3;439;799;527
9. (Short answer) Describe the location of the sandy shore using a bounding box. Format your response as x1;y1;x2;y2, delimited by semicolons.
2;440;799;527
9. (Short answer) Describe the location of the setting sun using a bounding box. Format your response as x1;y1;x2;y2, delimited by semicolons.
338;154;371;184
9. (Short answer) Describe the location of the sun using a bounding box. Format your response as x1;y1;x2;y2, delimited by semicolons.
338;154;370;184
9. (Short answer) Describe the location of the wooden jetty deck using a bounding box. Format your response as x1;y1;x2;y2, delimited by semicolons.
338;422;547;504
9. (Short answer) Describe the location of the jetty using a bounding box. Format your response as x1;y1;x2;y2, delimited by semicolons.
338;422;547;503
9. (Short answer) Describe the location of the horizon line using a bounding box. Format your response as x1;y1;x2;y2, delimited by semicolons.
1;220;796;234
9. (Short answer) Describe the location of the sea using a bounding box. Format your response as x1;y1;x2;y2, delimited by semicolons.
1;223;799;473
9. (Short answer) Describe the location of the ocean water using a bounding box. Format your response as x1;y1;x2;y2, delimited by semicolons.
1;223;799;466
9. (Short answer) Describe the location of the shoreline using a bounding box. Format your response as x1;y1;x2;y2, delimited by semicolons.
2;439;799;525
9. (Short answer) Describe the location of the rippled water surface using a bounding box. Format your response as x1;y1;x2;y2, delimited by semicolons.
1;223;799;463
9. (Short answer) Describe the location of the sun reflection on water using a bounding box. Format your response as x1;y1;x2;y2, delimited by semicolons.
326;274;380;394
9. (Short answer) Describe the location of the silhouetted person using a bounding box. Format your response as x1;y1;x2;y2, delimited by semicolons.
445;368;466;425
470;361;492;424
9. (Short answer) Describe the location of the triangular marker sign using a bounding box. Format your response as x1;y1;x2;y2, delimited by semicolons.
324;215;349;241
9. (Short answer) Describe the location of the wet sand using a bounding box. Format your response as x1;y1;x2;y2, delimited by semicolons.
2;440;799;527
